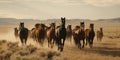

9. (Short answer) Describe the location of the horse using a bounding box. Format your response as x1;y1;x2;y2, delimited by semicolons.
19;22;29;45
14;27;19;39
85;24;95;48
30;23;40;42
73;25;85;49
56;17;67;52
46;23;56;48
66;25;72;44
34;23;46;47
97;28;103;41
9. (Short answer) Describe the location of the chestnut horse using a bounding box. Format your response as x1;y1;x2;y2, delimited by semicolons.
35;24;46;47
30;23;40;42
46;23;56;48
97;28;103;41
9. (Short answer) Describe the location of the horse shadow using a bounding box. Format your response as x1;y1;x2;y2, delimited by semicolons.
81;46;120;57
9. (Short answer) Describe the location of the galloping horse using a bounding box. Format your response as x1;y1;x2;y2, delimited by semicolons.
85;24;95;48
97;28;103;41
19;22;29;45
73;22;85;48
30;23;40;42
66;25;72;44
56;17;67;52
35;23;46;47
46;23;56;48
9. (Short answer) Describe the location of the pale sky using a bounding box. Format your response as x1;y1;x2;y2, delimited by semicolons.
0;0;120;20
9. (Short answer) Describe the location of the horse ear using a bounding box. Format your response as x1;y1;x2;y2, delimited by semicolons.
64;17;65;20
63;17;65;22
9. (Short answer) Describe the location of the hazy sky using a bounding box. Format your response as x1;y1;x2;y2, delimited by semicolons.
0;0;120;20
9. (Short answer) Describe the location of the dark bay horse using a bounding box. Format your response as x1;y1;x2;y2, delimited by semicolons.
85;24;95;48
35;23;46;47
66;25;72;44
46;23;56;48
72;22;85;49
73;25;85;49
56;17;67;52
19;22;29;45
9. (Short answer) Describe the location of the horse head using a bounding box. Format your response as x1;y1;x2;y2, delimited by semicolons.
61;17;66;28
100;27;103;32
90;23;94;30
61;17;66;23
35;23;40;28
19;22;24;30
50;23;56;30
80;22;85;29
67;25;72;30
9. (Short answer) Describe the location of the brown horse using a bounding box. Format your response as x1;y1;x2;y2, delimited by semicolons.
14;27;19;39
66;25;72;44
73;25;85;49
35;23;46;47
97;28;103;41
30;23;40;42
85;24;95;48
46;23;56;48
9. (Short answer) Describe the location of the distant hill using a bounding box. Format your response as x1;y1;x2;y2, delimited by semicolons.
0;17;120;24
97;17;120;22
0;18;92;25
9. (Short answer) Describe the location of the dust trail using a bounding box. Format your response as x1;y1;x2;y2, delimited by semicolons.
0;29;17;42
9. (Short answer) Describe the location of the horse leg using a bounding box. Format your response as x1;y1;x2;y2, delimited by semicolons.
86;38;88;45
89;39;92;48
38;39;42;46
41;39;44;47
78;40;81;49
20;37;24;45
57;38;60;51
89;38;93;48
25;39;27;45
70;36;72;44
60;38;65;52
63;38;65;46
49;38;53;48
51;38;54;48
91;38;94;48
82;39;85;48
48;38;50;48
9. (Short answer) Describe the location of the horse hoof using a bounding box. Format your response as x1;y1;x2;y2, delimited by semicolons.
89;45;93;48
82;46;84;48
51;46;53;48
60;48;63;52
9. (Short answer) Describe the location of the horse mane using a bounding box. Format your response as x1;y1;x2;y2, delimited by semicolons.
74;26;83;34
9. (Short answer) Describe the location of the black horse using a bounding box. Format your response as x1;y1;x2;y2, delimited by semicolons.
56;17;67;52
19;22;29;45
